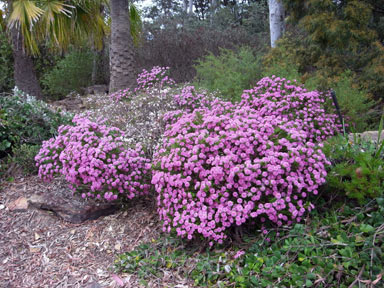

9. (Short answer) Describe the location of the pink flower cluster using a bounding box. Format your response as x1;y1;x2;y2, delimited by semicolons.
110;66;176;102
152;78;339;243
35;115;151;201
136;66;176;90
240;76;341;142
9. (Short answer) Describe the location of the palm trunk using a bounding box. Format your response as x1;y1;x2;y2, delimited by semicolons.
268;0;285;48
10;27;43;98
109;0;137;92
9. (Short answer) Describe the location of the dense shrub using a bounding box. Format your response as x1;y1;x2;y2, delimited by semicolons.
152;77;340;243
35;115;151;201
153;103;332;243
0;88;72;158
194;47;263;102
240;76;340;142
42;50;94;99
10;144;41;175
323;133;384;203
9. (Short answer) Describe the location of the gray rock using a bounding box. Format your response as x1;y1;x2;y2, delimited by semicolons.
85;85;109;95
28;188;119;224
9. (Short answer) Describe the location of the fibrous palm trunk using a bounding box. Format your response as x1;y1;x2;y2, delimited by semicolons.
268;0;285;48
10;27;43;98
109;0;137;92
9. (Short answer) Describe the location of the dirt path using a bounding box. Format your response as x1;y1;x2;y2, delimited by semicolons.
0;176;180;288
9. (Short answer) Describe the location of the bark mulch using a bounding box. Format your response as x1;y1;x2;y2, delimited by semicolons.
0;176;191;288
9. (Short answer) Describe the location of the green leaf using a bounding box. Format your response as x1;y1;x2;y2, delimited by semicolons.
360;224;374;233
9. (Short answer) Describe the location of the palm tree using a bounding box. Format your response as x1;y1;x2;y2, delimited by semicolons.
109;0;141;92
2;0;107;98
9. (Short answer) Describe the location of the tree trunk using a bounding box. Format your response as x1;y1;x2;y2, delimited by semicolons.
109;0;137;92
183;0;188;13
188;0;193;14
10;27;43;98
268;0;285;48
92;39;109;85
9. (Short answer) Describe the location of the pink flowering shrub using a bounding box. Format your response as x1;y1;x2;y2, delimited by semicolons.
152;101;330;243
110;66;176;102
240;76;340;142
35;115;151;201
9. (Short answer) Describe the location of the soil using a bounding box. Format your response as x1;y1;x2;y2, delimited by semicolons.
0;176;190;288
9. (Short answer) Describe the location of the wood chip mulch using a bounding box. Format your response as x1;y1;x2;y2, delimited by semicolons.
0;176;191;288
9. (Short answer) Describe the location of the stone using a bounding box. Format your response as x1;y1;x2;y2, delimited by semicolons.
87;282;102;288
28;188;119;224
348;130;384;143
7;197;29;211
85;85;109;95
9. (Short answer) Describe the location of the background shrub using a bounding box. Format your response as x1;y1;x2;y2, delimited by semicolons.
10;144;41;175
136;16;266;84
323;134;384;203
0;89;72;159
42;50;94;99
194;47;263;102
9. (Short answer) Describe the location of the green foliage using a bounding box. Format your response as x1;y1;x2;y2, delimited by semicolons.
323;129;384;203
0;29;14;92
42;50;94;99
9;144;40;175
115;199;384;287
0;89;73;158
266;0;384;102
194;47;263;102
309;71;376;132
262;57;301;83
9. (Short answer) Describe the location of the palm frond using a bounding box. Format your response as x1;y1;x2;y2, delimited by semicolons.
129;3;142;46
8;0;45;54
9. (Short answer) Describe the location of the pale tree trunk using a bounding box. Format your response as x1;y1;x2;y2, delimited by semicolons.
183;0;188;13
109;0;137;92
10;27;43;98
268;0;285;48
188;0;193;14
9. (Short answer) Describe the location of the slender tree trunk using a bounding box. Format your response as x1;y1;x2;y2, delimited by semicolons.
183;0;188;13
268;0;285;48
109;0;137;92
188;0;193;14
10;27;43;98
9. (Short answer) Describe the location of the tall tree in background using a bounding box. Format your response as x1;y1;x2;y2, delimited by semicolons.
109;0;141;92
268;0;284;47
3;0;107;98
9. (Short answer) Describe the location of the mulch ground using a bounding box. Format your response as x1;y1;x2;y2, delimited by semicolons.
0;176;191;288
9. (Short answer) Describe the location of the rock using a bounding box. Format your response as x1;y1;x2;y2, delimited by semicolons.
7;197;29;211
87;282;102;288
85;85;109;95
53;97;84;111
28;188;119;224
348;130;384;143
0;204;5;210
